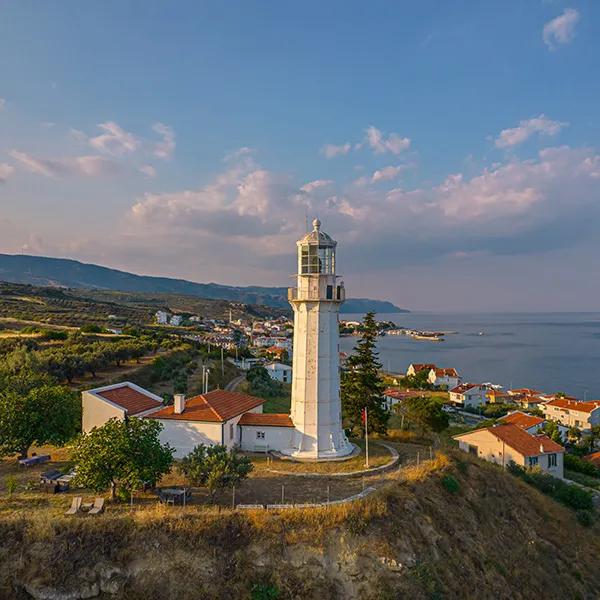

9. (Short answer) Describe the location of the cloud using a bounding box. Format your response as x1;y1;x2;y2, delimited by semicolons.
300;179;334;193
495;115;568;148
321;143;351;158
152;122;175;160
543;8;580;50
224;147;255;162
365;126;410;155
10;150;118;178
0;98;5;111
88;121;139;156
0;163;15;183
371;165;403;183
139;165;157;178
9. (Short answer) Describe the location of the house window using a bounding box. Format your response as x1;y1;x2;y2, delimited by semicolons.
575;420;581;427
528;456;538;467
256;431;265;440
468;444;477;455
229;423;234;440
548;453;557;468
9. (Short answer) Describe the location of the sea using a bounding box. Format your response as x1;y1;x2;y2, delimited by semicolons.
339;312;600;399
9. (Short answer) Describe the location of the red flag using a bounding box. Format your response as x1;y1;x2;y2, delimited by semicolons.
361;407;367;424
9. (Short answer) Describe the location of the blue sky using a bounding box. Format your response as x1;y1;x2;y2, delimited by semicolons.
1;1;599;310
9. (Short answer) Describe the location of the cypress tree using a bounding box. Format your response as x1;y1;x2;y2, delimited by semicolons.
341;312;389;435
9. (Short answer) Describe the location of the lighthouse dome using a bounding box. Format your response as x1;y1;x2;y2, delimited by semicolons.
298;217;336;247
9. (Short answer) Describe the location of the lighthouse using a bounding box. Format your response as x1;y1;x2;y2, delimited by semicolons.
282;219;353;459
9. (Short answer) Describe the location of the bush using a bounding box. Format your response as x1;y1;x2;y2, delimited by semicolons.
553;483;593;511
4;476;17;496
576;509;594;527
80;324;104;334
251;584;280;600
442;474;460;494
565;453;600;478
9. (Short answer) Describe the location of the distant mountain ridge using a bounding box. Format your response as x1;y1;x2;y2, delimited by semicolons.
0;254;408;314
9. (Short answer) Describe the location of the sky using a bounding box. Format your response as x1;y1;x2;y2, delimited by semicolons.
1;1;599;312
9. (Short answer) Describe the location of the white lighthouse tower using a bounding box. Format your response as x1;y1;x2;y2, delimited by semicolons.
282;219;353;459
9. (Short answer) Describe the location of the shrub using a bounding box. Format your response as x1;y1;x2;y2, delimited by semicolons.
576;509;594;527
553;484;593;511
565;453;600;478
4;476;17;497
251;584;280;600
442;474;460;494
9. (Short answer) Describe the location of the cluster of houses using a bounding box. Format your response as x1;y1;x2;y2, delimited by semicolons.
384;362;600;480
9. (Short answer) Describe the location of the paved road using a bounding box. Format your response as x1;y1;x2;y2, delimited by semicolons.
225;374;246;391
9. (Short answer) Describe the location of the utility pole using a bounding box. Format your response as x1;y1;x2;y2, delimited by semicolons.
221;347;225;377
363;407;369;468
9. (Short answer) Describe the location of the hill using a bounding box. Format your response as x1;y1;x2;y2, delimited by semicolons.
1;451;599;599
0;254;408;314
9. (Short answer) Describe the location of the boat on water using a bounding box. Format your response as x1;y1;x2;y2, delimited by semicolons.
412;333;444;342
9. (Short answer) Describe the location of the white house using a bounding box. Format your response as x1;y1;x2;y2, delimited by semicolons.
265;362;292;384
498;411;545;434
155;311;169;325
428;367;460;389
148;389;265;458
541;398;600;432
454;423;564;478
170;315;183;326
82;382;164;433
448;383;490;409
406;363;436;377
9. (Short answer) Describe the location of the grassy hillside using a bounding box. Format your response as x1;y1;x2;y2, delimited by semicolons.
1;451;599;599
0;253;408;314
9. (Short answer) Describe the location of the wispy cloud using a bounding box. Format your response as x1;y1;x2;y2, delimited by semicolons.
365;126;411;155
0;163;15;182
371;165;403;183
321;142;351;158
152;122;175;160
10;150;118;178
139;165;157;178
88;121;139;155
300;179;334;193
543;8;580;50
495;115;568;148
0;98;6;111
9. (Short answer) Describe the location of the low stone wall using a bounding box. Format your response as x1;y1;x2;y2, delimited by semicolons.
236;486;377;510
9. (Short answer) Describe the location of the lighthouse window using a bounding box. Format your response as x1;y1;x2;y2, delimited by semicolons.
326;285;333;299
300;245;335;274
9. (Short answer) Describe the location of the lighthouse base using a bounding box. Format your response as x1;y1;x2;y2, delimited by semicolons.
279;430;356;461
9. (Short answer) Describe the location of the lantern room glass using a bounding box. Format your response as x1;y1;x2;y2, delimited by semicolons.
299;244;335;275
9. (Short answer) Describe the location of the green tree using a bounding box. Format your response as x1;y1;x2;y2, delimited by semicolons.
0;384;80;458
341;312;388;435
72;417;173;501
180;444;253;502
542;420;563;444
404;396;449;436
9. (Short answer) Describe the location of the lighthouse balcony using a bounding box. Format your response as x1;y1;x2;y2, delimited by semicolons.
288;285;345;302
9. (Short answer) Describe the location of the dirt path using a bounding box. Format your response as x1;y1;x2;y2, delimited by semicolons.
226;373;246;391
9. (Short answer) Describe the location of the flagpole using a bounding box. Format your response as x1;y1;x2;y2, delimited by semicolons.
365;407;369;468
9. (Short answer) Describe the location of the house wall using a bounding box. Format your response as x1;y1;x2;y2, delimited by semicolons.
82;391;124;433
239;425;295;453
267;367;292;383
156;420;223;459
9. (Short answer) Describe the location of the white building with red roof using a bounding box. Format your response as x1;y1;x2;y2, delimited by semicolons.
454;423;564;478
82;382;164;433
541;398;600;432
449;383;489;409
406;363;436;377
498;411;545;434
428;367;460;389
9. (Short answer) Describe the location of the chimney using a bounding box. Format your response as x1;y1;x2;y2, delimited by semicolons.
174;394;186;415
539;443;544;454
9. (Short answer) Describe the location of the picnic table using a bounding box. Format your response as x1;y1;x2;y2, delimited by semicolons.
19;454;51;468
157;487;192;506
40;468;77;493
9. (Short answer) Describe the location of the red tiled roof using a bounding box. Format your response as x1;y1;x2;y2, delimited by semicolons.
96;385;162;415
409;363;436;372
384;388;421;399
450;383;480;394
489;424;563;456
509;388;542;396
499;411;544;430
149;389;265;422
544;398;600;414
238;413;294;427
583;452;600;468
433;367;459;377
454;423;564;456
